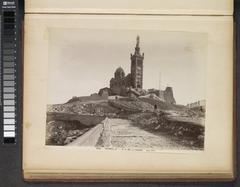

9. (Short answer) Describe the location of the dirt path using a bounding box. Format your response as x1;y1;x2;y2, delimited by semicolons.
99;118;189;150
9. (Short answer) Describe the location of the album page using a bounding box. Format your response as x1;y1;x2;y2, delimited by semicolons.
25;0;233;15
23;14;234;180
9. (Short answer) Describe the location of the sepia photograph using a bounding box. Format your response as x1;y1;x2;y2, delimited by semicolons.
45;28;206;151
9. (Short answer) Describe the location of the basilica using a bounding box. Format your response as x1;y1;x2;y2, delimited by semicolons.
109;36;144;96
98;36;176;104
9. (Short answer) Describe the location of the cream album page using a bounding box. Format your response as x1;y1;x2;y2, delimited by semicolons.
23;13;233;180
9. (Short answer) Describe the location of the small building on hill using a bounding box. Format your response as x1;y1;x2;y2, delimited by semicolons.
98;87;111;98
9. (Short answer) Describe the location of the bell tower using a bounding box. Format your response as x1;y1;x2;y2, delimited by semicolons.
130;36;144;89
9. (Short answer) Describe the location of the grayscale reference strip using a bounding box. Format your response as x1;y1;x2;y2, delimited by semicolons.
1;1;17;144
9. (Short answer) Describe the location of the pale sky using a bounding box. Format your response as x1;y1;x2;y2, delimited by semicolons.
47;28;207;105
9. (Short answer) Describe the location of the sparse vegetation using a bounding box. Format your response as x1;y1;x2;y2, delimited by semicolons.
128;112;204;149
47;96;205;149
46;120;90;145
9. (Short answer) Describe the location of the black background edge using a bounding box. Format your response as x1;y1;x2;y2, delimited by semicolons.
0;0;239;186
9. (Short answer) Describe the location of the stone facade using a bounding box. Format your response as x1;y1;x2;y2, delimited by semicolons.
110;68;131;96
148;87;176;104
186;100;206;110
130;35;144;89
163;87;176;104
110;36;144;96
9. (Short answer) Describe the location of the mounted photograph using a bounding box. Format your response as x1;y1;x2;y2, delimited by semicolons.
45;29;206;151
23;13;233;180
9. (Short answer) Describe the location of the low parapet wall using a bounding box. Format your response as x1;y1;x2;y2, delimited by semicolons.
47;112;106;127
67;123;103;146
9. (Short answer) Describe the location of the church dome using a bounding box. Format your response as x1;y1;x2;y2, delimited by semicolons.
114;67;125;79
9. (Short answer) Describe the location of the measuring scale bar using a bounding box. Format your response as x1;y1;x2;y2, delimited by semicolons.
2;4;17;144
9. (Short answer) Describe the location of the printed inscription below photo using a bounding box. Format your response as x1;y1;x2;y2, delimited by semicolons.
46;29;206;151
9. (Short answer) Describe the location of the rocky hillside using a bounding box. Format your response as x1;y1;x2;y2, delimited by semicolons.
108;97;154;113
48;100;119;116
47;96;205;148
128;112;204;149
